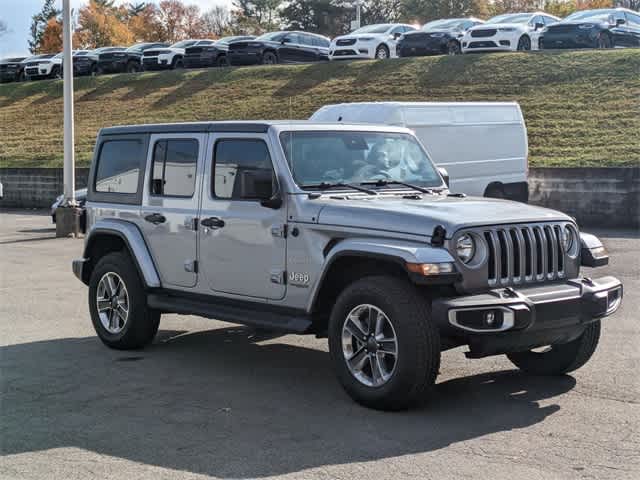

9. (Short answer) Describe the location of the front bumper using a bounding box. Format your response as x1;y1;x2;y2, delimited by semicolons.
539;33;596;49
142;55;173;70
397;39;446;57
433;276;622;357
462;32;518;52
228;51;263;65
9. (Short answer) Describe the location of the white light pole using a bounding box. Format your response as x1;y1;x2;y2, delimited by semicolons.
62;0;75;207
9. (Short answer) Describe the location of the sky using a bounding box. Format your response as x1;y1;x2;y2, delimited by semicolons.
0;0;234;58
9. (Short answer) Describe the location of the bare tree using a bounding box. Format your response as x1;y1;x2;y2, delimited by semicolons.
202;5;232;37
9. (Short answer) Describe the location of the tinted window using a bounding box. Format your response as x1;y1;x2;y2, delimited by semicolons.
213;139;274;200
285;33;302;44
150;139;198;197
543;16;558;25
95;140;143;194
626;13;640;28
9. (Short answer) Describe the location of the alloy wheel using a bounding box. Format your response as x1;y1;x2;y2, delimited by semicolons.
341;304;398;387
375;46;389;59
96;272;129;334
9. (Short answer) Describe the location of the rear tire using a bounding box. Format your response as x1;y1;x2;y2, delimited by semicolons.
217;55;229;67
328;275;440;411
485;184;505;199
507;321;601;375
89;251;160;350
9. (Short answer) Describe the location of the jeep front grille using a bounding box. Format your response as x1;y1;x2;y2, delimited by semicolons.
483;224;567;286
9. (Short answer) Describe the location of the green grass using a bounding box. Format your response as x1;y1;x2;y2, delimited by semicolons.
1;49;639;168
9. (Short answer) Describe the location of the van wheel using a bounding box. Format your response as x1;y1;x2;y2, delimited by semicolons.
485;184;505;199
89;251;160;350
328;276;440;411
262;51;278;65
375;44;390;60
507;321;600;375
517;35;531;51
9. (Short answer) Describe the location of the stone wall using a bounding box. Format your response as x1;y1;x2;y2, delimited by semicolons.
1;167;638;228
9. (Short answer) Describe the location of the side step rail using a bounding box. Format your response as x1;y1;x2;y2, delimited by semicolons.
147;292;313;334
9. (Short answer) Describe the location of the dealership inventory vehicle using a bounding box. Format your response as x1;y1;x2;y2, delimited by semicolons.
142;39;212;70
184;35;256;68
73;120;622;411
462;12;560;53
330;23;417;60
228;31;330;65
0;57;27;82
398;18;484;56
540;8;640;49
310;102;529;201
71;50;100;76
97;42;169;74
23;53;60;80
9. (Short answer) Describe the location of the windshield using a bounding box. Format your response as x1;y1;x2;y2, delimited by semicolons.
352;24;392;34
565;10;616;22
422;19;466;31
256;32;288;42
487;13;533;24
126;43;151;52
171;40;196;48
280;131;443;189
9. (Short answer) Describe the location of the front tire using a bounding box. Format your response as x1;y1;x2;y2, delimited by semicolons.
89;251;160;350
262;51;278;65
507;321;601;375
126;61;140;74
217;55;229;67
517;35;531;51
173;57;184;69
375;44;390;60
446;40;461;55
328;276;440;411
596;33;612;49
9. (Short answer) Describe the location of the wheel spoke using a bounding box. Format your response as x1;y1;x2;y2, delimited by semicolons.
367;307;378;334
105;275;117;297
377;337;397;356
97;299;111;312
345;316;367;343
347;347;368;371
116;304;128;322
370;354;385;385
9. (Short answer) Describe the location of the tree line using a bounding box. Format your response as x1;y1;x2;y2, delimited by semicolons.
27;0;628;54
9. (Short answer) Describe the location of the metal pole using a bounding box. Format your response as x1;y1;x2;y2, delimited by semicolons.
356;2;361;30
62;0;75;206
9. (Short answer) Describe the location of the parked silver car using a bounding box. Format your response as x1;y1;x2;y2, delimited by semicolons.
72;121;622;410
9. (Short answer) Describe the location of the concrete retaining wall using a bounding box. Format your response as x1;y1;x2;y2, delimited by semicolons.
1;167;638;228
0;168;90;209
528;167;639;229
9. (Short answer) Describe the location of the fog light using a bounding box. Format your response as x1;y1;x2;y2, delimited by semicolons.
485;311;495;326
607;287;622;314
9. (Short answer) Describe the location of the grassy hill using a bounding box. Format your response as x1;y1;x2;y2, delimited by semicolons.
0;49;638;168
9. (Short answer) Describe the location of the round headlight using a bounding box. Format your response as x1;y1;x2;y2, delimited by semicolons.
456;234;475;264
562;226;575;253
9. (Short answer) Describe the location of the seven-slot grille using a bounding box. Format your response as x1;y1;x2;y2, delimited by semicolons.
482;224;568;286
471;29;497;37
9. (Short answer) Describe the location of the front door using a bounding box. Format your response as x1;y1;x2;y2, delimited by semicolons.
139;133;205;288
199;134;286;300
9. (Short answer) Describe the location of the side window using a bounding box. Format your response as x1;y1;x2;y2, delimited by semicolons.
95;139;143;194
627;13;640;28
150;139;198;197
543;16;558;25
213;139;275;200
391;26;404;35
285;33;301;44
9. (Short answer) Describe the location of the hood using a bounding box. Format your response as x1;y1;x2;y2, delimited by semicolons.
550;20;609;27
334;32;387;42
472;23;526;31
316;195;572;238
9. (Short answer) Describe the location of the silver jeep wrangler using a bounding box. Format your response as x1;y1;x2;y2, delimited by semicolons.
73;121;623;410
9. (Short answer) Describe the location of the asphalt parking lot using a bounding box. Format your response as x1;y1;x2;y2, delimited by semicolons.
0;210;638;480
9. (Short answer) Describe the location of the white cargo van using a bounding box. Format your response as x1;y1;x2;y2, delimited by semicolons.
310;102;529;202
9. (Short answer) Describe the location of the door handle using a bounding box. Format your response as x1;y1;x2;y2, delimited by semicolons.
144;213;166;225
200;217;225;229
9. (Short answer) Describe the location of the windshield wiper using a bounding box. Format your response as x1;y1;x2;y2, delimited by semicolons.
302;182;378;195
360;179;437;194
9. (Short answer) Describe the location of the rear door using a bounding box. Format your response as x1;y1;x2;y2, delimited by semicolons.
622;12;640;47
139;133;205;289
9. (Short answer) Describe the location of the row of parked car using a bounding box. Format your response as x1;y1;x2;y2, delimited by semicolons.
1;7;638;83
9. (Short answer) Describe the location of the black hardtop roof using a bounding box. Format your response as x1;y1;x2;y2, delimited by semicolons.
99;121;311;136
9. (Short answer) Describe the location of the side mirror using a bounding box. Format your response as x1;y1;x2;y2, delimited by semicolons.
616;18;626;26
281;37;291;44
535;22;544;30
260;193;283;210
393;32;402;39
438;167;450;187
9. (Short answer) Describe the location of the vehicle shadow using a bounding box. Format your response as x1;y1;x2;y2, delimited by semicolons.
1;326;575;478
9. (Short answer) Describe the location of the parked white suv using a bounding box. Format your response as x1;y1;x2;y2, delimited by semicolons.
462;12;560;53
330;23;417;60
142;40;214;70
